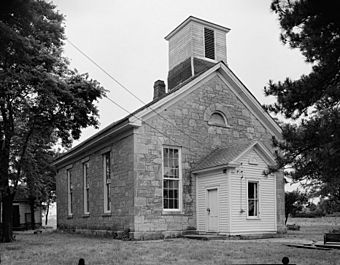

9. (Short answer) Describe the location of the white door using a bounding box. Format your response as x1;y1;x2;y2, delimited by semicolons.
207;189;218;232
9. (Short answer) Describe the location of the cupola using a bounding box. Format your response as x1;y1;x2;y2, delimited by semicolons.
165;16;230;90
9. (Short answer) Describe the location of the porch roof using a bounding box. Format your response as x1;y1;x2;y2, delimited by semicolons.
192;141;276;174
192;142;251;173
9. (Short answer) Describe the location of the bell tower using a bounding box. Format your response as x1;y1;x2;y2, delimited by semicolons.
165;16;230;90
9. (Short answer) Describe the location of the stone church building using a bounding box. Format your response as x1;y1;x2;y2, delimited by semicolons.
55;16;285;239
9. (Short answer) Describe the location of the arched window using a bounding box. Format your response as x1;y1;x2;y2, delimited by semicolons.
208;111;227;127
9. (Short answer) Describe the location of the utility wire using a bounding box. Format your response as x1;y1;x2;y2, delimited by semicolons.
69;38;191;150
67;39;204;147
67;39;143;104
105;95;191;151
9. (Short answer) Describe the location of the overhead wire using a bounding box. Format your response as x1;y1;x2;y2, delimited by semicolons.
67;39;143;105
67;39;195;150
104;96;188;150
5;15;201;152
67;39;204;147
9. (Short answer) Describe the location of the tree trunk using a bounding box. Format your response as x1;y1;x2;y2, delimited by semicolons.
0;133;14;242
45;201;50;226
1;190;14;242
29;196;36;230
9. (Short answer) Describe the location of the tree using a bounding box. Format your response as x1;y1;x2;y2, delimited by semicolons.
0;0;105;242
264;0;340;198
24;146;57;229
317;196;340;215
285;190;307;224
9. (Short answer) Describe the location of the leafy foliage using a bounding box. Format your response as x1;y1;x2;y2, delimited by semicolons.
0;0;105;241
264;0;340;198
317;197;340;215
285;190;307;224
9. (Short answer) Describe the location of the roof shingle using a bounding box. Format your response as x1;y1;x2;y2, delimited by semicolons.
192;142;252;172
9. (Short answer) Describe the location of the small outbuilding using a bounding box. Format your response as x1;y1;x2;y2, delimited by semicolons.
194;141;277;234
0;187;42;230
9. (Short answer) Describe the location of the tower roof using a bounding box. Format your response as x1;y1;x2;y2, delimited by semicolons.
165;16;230;41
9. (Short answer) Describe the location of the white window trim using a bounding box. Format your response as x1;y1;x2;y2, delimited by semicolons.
83;162;90;215
67;169;73;216
103;152;111;213
247;180;260;219
162;146;183;212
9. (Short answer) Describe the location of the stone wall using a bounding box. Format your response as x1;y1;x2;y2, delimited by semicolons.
133;74;283;238
56;133;135;232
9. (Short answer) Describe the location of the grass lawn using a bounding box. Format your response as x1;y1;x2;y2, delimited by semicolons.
0;217;339;265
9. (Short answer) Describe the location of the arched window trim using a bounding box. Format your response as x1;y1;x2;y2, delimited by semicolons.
208;111;230;128
203;103;233;128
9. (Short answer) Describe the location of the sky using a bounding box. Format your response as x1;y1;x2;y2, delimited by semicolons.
52;0;311;147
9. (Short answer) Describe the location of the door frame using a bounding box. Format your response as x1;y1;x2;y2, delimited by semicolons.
205;186;219;232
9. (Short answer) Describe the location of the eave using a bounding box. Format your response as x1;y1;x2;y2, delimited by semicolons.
192;162;240;174
53;118;139;168
165;16;230;41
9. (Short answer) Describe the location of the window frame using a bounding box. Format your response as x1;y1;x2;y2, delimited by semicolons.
247;181;260;219
83;162;90;215
162;146;182;212
103;152;111;213
67;169;73;216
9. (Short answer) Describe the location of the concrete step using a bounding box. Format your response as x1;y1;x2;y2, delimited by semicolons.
182;234;226;240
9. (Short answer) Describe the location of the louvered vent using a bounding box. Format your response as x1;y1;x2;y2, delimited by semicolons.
204;28;215;60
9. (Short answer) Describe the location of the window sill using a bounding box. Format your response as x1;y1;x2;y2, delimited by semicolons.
102;213;112;217
207;122;231;129
82;214;90;218
162;211;192;216
67;215;73;219
246;216;260;220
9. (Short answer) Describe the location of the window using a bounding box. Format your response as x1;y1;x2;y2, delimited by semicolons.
83;162;90;214
208;112;227;127
163;147;182;211
103;152;111;213
248;182;259;217
204;27;215;60
67;169;73;216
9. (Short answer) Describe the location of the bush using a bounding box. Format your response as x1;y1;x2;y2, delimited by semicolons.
294;210;324;218
326;212;340;217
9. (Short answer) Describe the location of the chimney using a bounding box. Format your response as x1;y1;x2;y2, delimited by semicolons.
153;80;166;100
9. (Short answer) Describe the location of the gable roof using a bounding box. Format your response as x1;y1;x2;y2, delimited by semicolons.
129;61;282;138
192;142;251;172
165;16;230;40
192;141;276;174
54;61;281;168
53;70;207;168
